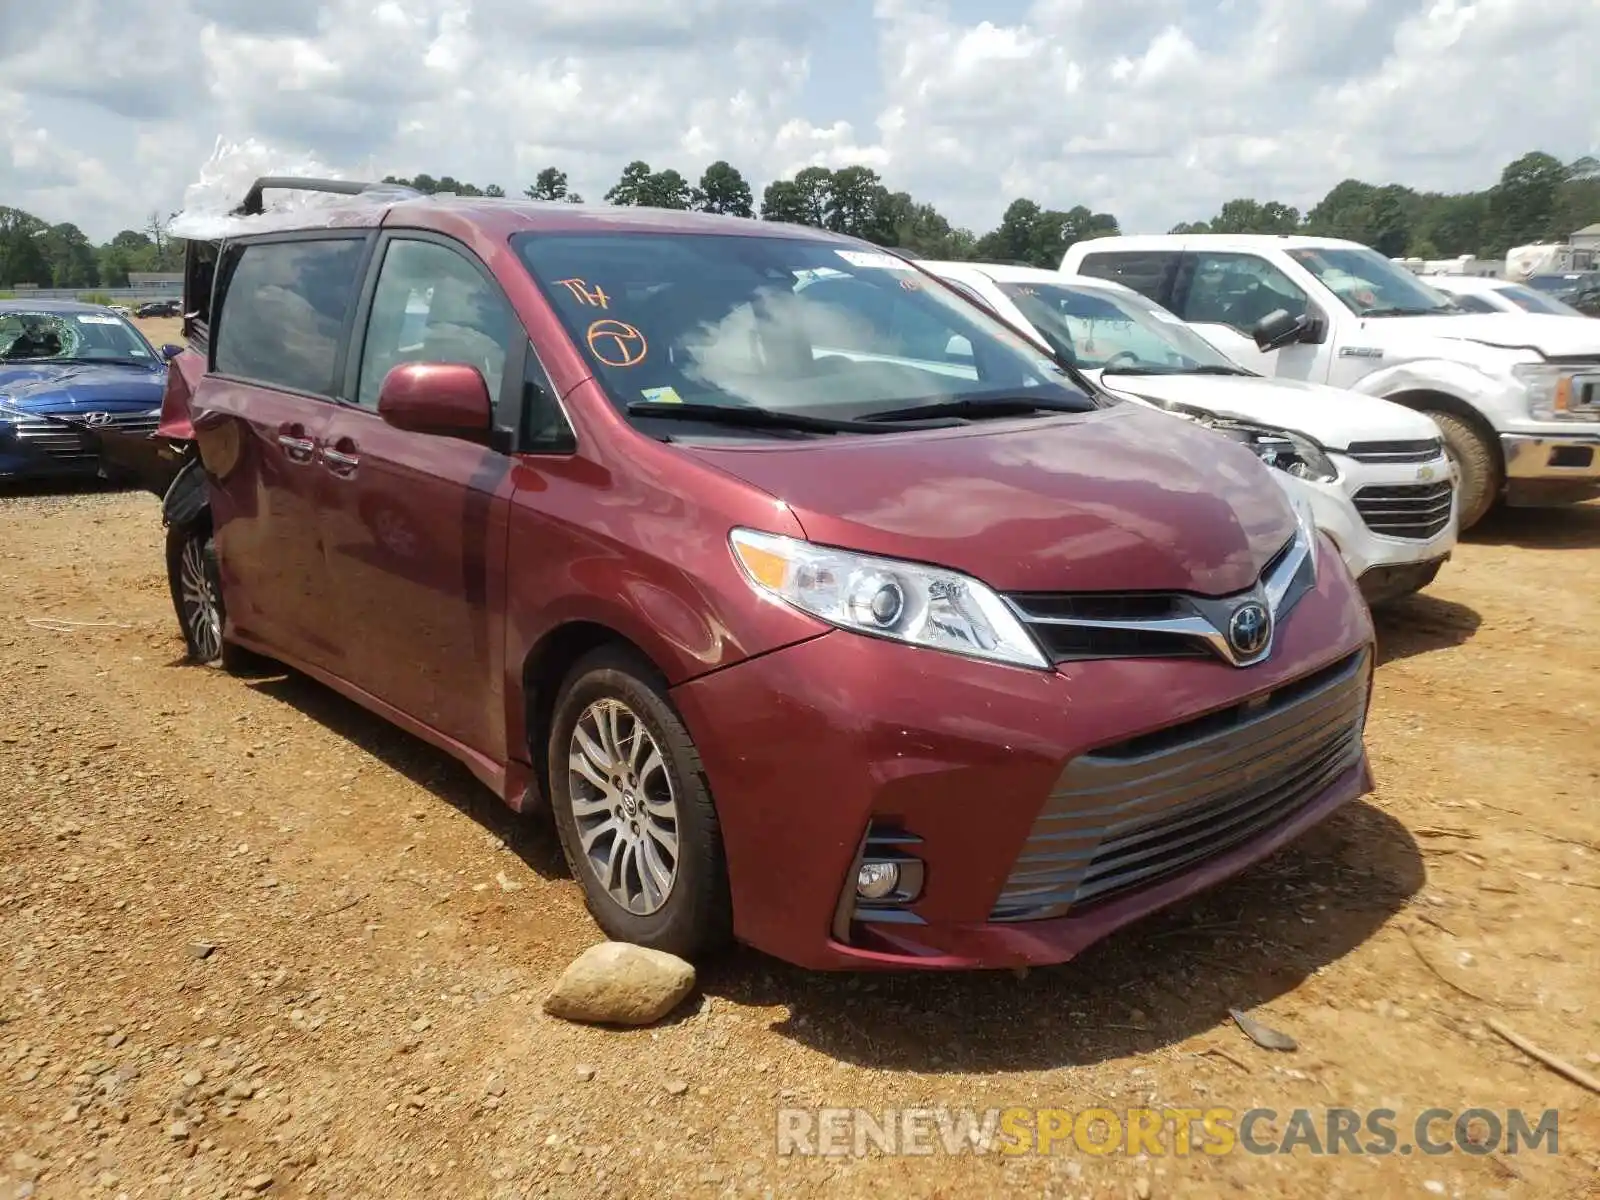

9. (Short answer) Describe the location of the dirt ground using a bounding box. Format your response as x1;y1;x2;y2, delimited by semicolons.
2;321;1598;1198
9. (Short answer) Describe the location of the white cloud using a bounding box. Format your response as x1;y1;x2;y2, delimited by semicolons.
0;0;1596;242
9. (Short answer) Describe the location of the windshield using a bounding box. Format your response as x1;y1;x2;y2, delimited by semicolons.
1286;246;1460;317
0;310;157;364
995;280;1244;374
1497;284;1584;316
512;232;1090;429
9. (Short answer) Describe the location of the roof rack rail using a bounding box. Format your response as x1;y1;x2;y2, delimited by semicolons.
233;176;421;216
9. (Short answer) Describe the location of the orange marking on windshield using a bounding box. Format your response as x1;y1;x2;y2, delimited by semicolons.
586;319;648;367
556;278;611;308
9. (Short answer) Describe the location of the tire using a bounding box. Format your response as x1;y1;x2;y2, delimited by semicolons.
164;522;259;672
546;645;732;959
1424;409;1500;532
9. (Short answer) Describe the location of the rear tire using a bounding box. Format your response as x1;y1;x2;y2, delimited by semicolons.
546;645;732;960
1424;410;1500;531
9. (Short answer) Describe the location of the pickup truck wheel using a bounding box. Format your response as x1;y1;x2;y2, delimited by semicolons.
1425;410;1500;531
547;645;732;960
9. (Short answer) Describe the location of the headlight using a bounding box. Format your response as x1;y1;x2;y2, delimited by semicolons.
728;528;1050;670
1217;424;1337;483
1513;363;1596;421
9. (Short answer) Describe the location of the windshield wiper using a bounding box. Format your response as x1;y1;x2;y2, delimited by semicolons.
625;400;949;435
1361;305;1455;318
861;394;1096;423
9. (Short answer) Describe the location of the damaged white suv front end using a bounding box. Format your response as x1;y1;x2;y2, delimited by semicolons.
917;259;1459;606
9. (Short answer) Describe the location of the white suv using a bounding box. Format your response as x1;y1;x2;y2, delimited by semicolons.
1420;274;1587;318
1060;234;1600;529
921;260;1457;605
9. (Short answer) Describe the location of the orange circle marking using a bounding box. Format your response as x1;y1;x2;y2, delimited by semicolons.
586;319;648;367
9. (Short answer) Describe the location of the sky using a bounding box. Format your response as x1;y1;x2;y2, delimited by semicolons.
3;0;1599;244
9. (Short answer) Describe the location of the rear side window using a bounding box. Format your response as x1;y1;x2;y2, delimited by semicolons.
214;238;366;396
1074;251;1180;306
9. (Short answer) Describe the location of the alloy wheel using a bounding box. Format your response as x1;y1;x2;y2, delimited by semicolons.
566;698;680;915
178;536;223;661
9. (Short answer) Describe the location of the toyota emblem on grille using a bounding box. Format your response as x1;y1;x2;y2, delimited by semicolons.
80;411;113;426
1227;601;1271;658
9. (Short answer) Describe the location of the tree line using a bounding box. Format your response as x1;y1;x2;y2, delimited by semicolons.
5;149;1598;291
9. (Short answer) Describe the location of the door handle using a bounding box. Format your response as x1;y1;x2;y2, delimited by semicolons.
277;434;316;463
320;437;360;477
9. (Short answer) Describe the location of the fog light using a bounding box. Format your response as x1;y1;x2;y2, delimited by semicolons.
856;861;900;900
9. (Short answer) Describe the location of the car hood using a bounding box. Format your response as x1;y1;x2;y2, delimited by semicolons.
681;402;1296;595
1364;312;1600;358
1087;370;1442;451
0;361;167;413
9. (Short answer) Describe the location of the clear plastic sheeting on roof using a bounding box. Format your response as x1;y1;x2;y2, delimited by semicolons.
166;136;417;241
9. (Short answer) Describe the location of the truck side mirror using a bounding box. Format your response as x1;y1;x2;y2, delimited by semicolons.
1252;309;1310;352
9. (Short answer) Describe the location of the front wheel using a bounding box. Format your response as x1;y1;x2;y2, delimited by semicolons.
546;645;732;959
1424;410;1500;531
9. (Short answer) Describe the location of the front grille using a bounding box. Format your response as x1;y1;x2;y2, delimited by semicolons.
990;649;1370;921
1352;481;1454;540
1011;593;1207;662
6;413;159;461
1003;533;1313;667
1345;438;1444;465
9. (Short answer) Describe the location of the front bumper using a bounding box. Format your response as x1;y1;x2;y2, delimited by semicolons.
1294;453;1457;584
1501;430;1600;506
670;553;1376;970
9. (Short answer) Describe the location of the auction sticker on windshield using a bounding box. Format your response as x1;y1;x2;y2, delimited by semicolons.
77;315;122;325
835;250;910;270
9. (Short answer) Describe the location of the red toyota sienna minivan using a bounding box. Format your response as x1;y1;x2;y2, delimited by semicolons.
150;179;1375;970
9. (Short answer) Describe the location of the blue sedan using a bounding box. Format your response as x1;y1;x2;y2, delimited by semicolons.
0;300;182;480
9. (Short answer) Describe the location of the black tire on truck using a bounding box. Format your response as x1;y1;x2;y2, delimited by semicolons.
1424;409;1501;532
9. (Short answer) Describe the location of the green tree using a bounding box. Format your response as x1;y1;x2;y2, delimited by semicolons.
792;167;833;226
1487;151;1569;251
40;223;100;287
604;162;693;209
525;167;582;203
759;179;809;224
0;207;51;286
695;161;753;217
975;199;1118;267
823;165;889;239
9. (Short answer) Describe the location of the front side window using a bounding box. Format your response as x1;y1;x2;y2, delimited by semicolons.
214;237;366;396
512;233;1087;430
1285;246;1457;317
996;281;1245;375
357;239;514;408
0;310;156;364
1181;253;1310;332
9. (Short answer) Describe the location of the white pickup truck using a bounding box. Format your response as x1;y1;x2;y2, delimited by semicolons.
1060;235;1600;529
919;260;1458;605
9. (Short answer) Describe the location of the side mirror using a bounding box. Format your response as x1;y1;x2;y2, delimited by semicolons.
160;344;185;361
1251;309;1310;352
376;362;493;440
